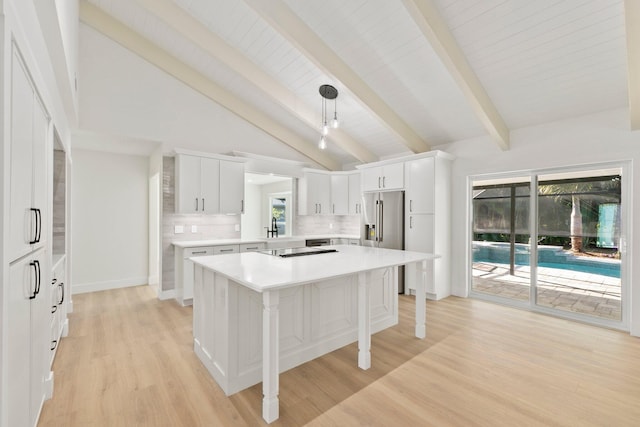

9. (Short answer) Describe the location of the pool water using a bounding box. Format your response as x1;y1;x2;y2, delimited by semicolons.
473;242;620;278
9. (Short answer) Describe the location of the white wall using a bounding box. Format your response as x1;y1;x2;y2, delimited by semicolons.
71;149;149;293
435;108;640;336
78;23;320;167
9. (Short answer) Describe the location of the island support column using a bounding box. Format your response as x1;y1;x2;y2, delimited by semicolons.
415;260;427;339
357;272;371;370
262;290;279;423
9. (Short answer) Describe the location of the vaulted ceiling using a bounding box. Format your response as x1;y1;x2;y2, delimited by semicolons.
79;0;631;170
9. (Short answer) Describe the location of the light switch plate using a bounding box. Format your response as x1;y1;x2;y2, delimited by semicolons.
191;225;198;233
174;225;184;234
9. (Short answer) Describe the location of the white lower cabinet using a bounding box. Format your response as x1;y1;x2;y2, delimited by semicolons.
8;250;49;427
50;256;68;366
175;243;266;306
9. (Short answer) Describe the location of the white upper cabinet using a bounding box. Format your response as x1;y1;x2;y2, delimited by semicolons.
175;153;245;214
331;175;349;215
219;160;244;214
348;172;362;215
298;171;331;215
405;157;435;214
199;157;221;214
176;154;219;214
361;162;404;192
9;47;49;262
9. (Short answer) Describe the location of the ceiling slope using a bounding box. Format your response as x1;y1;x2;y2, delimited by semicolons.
134;0;377;164
243;0;432;154
402;0;510;150
79;0;341;170
625;0;640;130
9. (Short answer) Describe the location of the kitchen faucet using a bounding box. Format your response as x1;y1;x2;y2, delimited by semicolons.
265;216;279;238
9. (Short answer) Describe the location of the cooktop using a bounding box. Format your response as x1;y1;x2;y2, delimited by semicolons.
258;247;338;258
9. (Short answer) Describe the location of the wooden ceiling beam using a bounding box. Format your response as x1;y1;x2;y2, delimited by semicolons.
79;1;341;170
402;0;510;150
625;0;640;130
243;0;431;154
135;0;377;164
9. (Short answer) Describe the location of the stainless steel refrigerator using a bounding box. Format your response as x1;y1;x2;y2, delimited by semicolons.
360;191;405;292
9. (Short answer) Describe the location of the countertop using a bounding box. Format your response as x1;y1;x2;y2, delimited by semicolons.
171;234;360;248
191;244;438;292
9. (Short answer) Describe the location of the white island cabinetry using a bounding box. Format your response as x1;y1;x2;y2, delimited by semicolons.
192;245;437;423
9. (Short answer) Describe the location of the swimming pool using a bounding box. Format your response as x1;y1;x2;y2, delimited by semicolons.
473;242;621;278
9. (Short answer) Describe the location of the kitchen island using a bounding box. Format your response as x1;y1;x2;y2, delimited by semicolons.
191;245;438;423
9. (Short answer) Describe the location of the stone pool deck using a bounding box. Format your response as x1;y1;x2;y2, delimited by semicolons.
472;262;621;320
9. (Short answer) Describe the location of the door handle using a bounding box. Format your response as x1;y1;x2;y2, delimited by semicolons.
51;305;57;314
51;340;57;351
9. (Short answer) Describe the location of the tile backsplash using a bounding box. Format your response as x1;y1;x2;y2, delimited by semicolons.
162;156;361;292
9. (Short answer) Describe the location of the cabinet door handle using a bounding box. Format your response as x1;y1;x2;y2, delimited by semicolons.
202;198;205;211
191;250;207;255
378;177;381;188
410;200;413;212
29;208;38;244
241;199;244;213
36;208;42;243
51;340;57;351
219;249;234;253
410;216;413;229
29;260;40;299
58;282;65;305
382;176;386;188
35;260;41;296
333;204;335;214
245;246;258;250
195;198;198;211
51;305;57;314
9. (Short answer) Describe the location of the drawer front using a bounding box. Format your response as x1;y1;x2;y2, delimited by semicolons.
184;247;214;258
213;245;239;255
240;243;266;252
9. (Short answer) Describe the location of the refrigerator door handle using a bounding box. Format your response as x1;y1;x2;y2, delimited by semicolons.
378;199;384;242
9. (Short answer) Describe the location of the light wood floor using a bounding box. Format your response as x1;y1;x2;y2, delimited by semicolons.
39;285;640;426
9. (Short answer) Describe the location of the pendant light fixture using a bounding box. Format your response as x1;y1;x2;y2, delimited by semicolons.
318;84;338;150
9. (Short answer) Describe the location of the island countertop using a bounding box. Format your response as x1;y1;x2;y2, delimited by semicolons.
191;244;438;292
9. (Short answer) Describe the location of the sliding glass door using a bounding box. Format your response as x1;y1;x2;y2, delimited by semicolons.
472;177;531;303
470;164;626;328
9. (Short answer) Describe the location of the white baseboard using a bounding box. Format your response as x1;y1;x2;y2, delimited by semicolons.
73;276;148;294
148;275;159;286
158;289;176;300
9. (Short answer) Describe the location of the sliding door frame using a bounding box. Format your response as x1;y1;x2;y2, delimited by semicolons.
467;160;631;331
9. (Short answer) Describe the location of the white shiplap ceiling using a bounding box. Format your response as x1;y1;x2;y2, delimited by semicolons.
79;0;631;170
